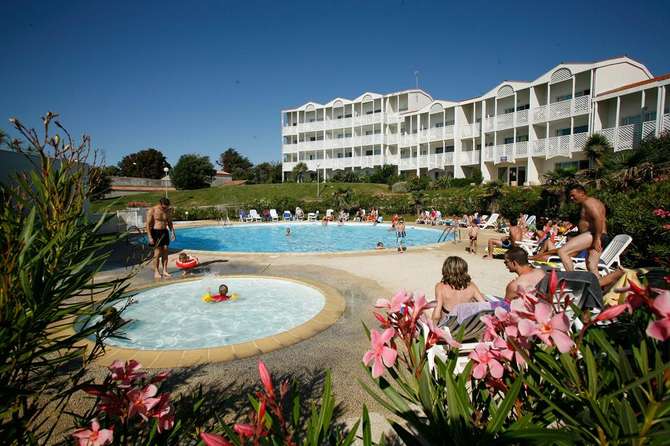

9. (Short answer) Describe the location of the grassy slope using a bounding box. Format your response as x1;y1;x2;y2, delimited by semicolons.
91;182;391;212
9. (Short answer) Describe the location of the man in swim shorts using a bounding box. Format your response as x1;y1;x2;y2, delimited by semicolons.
147;197;175;279
558;185;609;274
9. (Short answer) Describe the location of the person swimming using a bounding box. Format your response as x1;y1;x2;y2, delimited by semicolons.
396;218;407;252
286;227;291;236
376;241;384;249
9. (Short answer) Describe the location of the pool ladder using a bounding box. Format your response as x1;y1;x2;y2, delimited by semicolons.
437;226;461;243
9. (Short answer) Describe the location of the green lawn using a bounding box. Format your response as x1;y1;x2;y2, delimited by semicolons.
91;182;392;212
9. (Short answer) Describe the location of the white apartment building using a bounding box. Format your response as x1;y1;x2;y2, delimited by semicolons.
281;56;670;185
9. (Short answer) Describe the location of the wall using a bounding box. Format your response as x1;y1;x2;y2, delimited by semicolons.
594;62;650;95
0;149;40;187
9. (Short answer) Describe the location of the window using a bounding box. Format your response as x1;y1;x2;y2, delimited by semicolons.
556;128;571;136
516;134;529;142
556;160;590;171
573;125;588;134
336;115;343;119
504;107;515;114
365;131;373;135
337;153;343;158
399;105;408;111
435;122;444;128
365;150;373;156
574;89;591;97
476;144;482;150
622;112;657;125
435;147;444;154
556;94;573;102
504;137;514;144
345;113;352;118
365;110;373;115
445;120;455;126
374;109;382;113
445;145;455;152
516;104;530;111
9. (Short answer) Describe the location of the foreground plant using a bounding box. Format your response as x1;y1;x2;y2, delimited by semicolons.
0;114;133;444
362;278;670;444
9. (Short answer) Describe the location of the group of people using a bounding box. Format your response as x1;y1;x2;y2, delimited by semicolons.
415;209;443;225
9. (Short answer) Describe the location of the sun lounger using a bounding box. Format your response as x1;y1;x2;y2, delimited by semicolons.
478;213;499;229
537;269;603;309
248;209;262;222
269;209;279;222
525;215;536;228
239;210;249;222
542;234;632;275
307;212;317;222
283;210;293;221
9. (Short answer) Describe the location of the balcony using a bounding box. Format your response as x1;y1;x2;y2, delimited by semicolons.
327;137;354;149
460;150;480;165
531;95;592;123
483;146;494;162
495;143;516;164
301;120;326;132
496;112;514;130
282;142;298;153
358;134;383;146
354;113;382;126
517;109;529;126
282;125;297;136
484;116;495;132
599;118;660;153
530;133;589;158
386;113;403;125
460;122;481;138
399;157;417;170
385;133;400;145
282;161;297;171
400;133;418;146
360;154;383;168
330;117;354;128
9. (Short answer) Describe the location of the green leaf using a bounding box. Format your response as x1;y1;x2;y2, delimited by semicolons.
487;377;522;433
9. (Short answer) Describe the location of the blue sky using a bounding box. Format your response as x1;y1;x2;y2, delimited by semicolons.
2;0;669;167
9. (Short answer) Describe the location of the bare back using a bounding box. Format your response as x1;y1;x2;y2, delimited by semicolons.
434;281;484;314
505;268;546;300
509;225;523;243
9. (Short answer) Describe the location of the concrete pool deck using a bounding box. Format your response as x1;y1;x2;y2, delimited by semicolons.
87;224;516;423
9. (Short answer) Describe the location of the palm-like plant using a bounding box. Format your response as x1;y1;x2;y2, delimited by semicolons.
583;133;614;176
292;162;308;183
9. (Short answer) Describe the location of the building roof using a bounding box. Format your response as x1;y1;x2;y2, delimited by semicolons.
215;170;231;176
597;72;670;97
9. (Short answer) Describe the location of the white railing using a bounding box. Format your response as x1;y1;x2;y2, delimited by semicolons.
545;135;571;158
327;137;354;149
484;116;495;131
549;99;572;120
516;109;529;125
385;133;400;145
573;95;591;115
386;114;403;125
331;117;353;128
616;124;636;152
532;139;546;156
282;143;299;152
282;126;297;135
572;133;588;152
483;145;494;162
497;112;514;130
642;121;656;140
461;123;473;138
444;152;454;165
360;154;383;168
495;143;515;164
444;125;454;139
358;134;383;146
428;127;443;140
533;105;547;122
428;153;442;168
283;161;297;171
460;150;480;165
664;113;670;132
400;133;418;146
355;113;382;126
399;157;417;170
515;141;528;156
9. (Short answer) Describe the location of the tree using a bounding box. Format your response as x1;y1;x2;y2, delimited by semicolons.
292;162;308;183
118;148;170;179
171;154;216;190
583;134;614;179
101;165;121;176
217;148;253;180
250;162;282;184
87;166;112;200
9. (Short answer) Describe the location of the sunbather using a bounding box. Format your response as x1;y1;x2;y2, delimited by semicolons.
484;217;522;259
503;247;546;300
432;256;485;324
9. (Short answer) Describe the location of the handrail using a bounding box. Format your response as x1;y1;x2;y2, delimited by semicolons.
438;226;453;243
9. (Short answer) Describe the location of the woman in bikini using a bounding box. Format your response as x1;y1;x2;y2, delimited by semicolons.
431;256;485;325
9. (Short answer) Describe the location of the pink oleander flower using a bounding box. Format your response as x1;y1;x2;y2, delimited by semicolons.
200;432;233;446
373;311;392;328
152;393;174;433
422;317;460;349
258;360;274;398
363;328;398;378
469;342;504;379
646;290;670;341
108;360;145;388
593;303;632;322
234;400;268;439
409;293;436;324
492;335;527;368
127;384;161;420
72;419;113;446
518;302;574;353
375;291;411;313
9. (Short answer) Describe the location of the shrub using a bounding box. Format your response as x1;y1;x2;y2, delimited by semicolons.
496;186;543;219
391;181;408;193
1;114;130;444
171;154;216;190
407;175;430;192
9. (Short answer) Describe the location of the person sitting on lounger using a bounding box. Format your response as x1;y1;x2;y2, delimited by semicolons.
484;217;522;259
432;256;485;324
503;247;546;301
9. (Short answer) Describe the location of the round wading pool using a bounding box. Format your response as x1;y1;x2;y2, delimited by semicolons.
83;277;327;350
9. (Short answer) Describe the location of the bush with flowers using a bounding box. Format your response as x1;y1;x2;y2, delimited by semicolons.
361;275;670;444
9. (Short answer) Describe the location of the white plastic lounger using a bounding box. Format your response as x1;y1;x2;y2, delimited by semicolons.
269;209;279;222
248;209;262;222
478;213;499;229
525;215;536;228
282;210;293;221
307;212;317;222
543;234;632;274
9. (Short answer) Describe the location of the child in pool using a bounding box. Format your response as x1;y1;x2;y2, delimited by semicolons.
177;252;199;276
376;241;385;249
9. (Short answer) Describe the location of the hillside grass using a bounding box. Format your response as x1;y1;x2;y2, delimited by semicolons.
90;182;392;212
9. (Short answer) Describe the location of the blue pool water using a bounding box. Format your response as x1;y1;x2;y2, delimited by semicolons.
89;277;326;350
167;223;449;253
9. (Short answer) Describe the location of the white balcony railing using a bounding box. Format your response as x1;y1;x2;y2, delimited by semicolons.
283;161;297;171
545;135;571;158
429;127;443;140
399;157;417;170
400;133;418;146
516;109;529;126
483;145;494;162
549;99;572;120
360;154;383;168
599;120;660;152
573;95;591;115
532;95;591;123
495;143;515;164
460;150;481;165
282;125;297;135
358;134;383;146
386;114;403;125
664;113;670;132
532;139;546;156
515;141;528;157
460;122;481;137
484;116;495;132
572;133;588;152
496;112;514;130
385;133;400;145
533;105;547;122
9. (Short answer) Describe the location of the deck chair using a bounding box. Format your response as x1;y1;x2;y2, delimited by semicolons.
248;209;262;222
544;234;632;275
326;209;334;220
478;213;499;229
269;209;279;222
239;210;248;222
537;269;603;310
307;212;317;222
282;210;292;221
525;215;536;228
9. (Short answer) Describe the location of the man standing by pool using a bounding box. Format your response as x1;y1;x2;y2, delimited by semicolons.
558;185;608;274
147;197;176;279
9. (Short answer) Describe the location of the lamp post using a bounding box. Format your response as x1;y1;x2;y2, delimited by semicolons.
316;163;320;198
163;167;169;198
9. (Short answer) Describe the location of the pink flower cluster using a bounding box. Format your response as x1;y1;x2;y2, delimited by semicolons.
472;272;575;384
653;208;670;218
201;361;295;446
363;291;459;378
75;360;174;444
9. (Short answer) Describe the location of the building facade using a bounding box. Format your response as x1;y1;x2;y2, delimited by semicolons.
281;56;670;185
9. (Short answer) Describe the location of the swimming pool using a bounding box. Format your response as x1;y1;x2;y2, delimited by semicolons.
167;223;449;253
90;277;326;350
